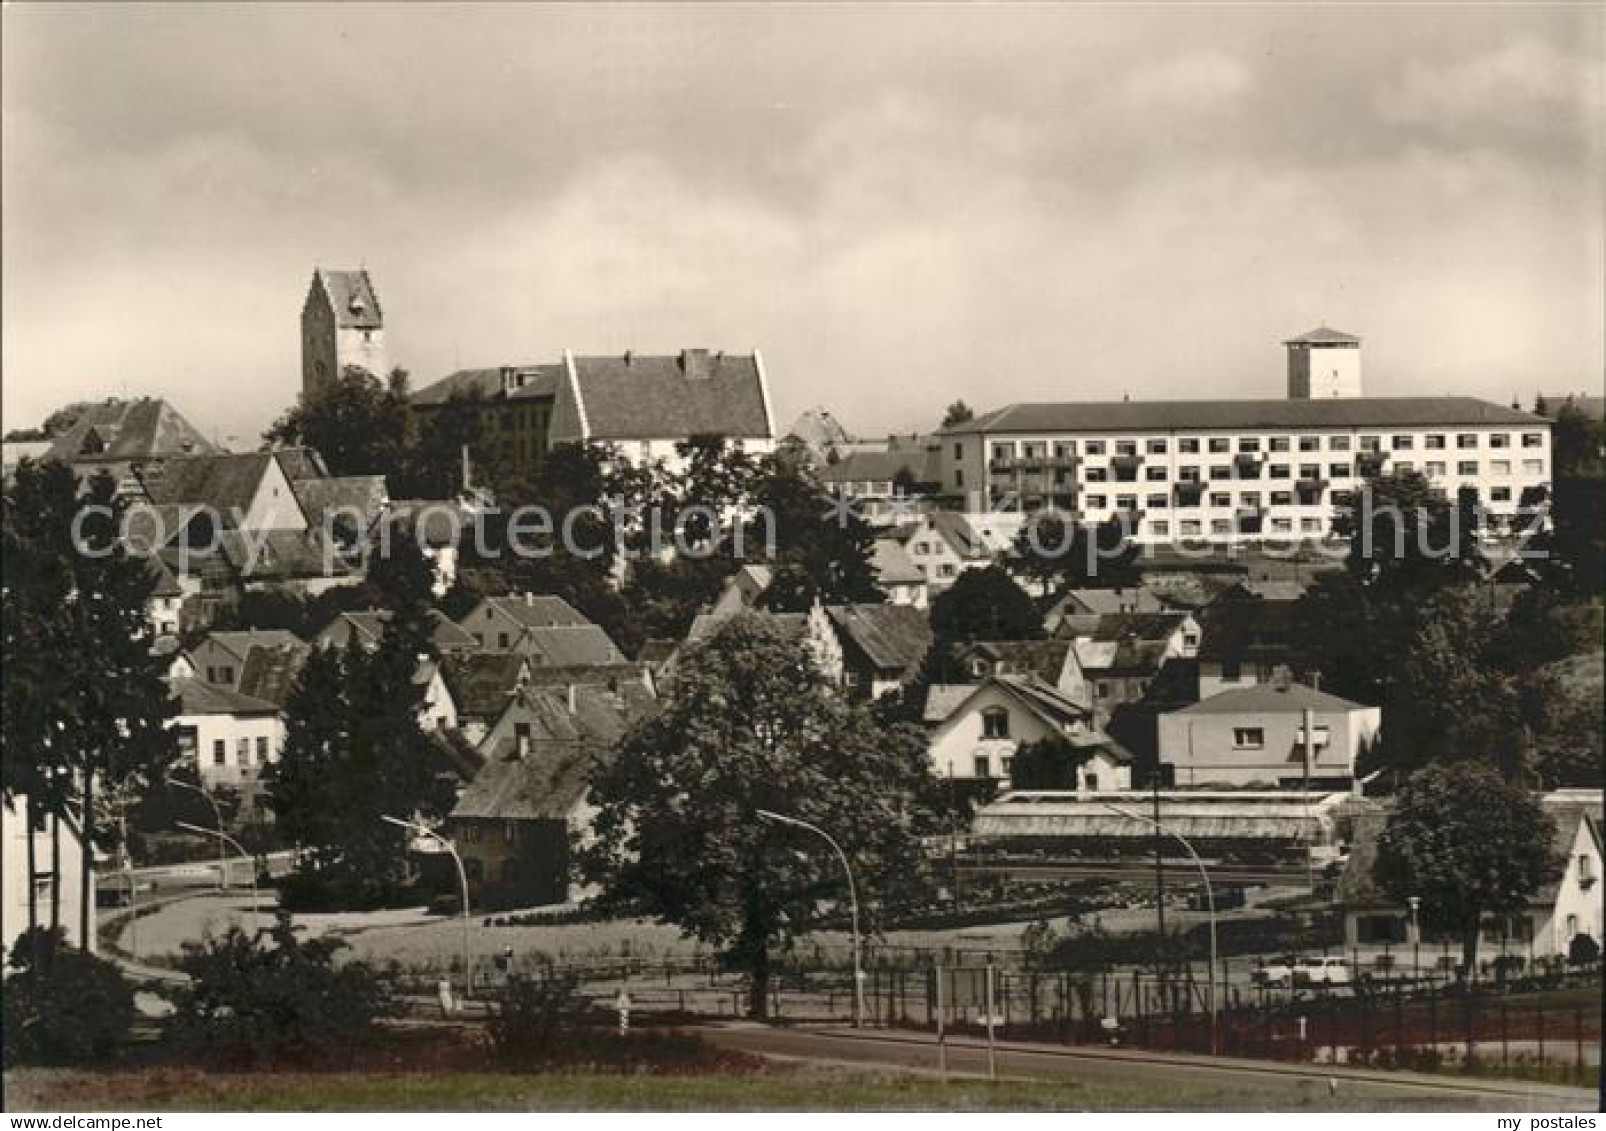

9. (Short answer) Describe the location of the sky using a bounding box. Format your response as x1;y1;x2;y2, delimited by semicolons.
3;3;1602;445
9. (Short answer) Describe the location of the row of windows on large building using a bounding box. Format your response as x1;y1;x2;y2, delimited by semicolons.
981;430;1548;461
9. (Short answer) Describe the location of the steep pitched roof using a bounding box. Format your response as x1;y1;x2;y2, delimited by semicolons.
236;643;311;708
549;351;774;442
1176;680;1369;716
962;639;1076;685
214;529;361;582
870;539;925;587
782;407;852;455
319;608;479;652
202;629;303;664
144;554;184;598
453;685;644;822
410;365;561;406
271;447;330;481
293;475;387;535
518;624;623;667
170;676;281;716
441;653;529;719
941;397;1546;437
141;452;277;515
1059;587;1165;617
45;398;215;463
1091;612;1190;644
826;604;931;677
481;594;590;630
312;268;383;330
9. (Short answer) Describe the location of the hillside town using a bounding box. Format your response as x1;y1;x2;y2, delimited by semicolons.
2;3;1602;1118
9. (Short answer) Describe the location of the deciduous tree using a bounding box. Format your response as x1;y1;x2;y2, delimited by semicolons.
1373;762;1559;974
585;614;934;1018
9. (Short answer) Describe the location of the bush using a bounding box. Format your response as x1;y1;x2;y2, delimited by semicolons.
2;927;136;1066
1568;933;1600;966
162;911;392;1068
486;968;604;1065
485;969;758;1073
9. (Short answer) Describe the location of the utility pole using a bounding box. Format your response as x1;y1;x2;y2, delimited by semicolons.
1152;771;1166;936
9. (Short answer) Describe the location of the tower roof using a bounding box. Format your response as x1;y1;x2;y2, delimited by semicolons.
1284;326;1360;346
312;268;383;330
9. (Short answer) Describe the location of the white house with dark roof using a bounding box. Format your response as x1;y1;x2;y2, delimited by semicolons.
548;349;776;472
941;335;1550;544
925;674;1131;789
870;538;928;607
169;676;285;792
1339;791;1602;962
301;267;387;395
1158;678;1380;788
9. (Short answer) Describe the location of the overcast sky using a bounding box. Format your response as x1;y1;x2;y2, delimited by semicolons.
3;3;1602;444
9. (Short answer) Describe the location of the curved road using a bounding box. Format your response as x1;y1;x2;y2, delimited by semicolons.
698;1023;1598;1111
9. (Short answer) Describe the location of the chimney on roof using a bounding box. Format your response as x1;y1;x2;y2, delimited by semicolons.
566;683;577;714
523;591;534;607
681;349;711;380
623;349;633;366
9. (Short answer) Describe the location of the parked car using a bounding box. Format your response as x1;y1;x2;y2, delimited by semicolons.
1250;955;1299;988
1293;956;1353;987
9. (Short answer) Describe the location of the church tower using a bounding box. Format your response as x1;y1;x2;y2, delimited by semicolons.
301;267;387;398
1285;326;1362;399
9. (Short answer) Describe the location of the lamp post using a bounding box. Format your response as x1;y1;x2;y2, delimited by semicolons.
383;815;473;997
175;821;260;931
165;776;227;890
756;808;864;1029
1099;801;1218;1056
1408;895;1421;982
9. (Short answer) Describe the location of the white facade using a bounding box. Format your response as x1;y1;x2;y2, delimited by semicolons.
174;708;285;789
1;795;95;957
944;410;1550;546
927;680;1129;790
1158;684;1380;788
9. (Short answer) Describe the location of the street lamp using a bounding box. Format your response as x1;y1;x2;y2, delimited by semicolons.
1099;801;1218;1056
165;776;227;890
1407;895;1421;982
175;821;260;931
756;808;864;1029
383;815;473;997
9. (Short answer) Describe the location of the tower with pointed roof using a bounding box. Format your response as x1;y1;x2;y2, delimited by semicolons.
301;267;387;398
1285;326;1362;399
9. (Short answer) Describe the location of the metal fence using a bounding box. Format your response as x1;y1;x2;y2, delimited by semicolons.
390;956;1600;1084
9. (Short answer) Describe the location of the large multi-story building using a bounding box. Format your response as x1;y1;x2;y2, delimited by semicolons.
410;349;777;491
939;333;1550;545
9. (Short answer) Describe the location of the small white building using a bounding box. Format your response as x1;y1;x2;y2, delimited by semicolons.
1340;792;1603;962
926;675;1132;791
1158;679;1379;789
170;677;285;790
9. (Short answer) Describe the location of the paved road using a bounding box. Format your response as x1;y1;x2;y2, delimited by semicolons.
698;1024;1598;1111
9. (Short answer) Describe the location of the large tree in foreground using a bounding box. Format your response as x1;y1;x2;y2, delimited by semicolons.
2;461;178;946
584;614;935;1018
268;618;453;908
1373;761;1559;975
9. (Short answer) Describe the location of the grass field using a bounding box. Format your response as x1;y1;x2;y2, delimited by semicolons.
2;1064;1498;1112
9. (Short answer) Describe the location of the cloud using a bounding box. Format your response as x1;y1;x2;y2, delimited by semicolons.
1;7;1601;445
1375;39;1603;138
1120;50;1255;109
